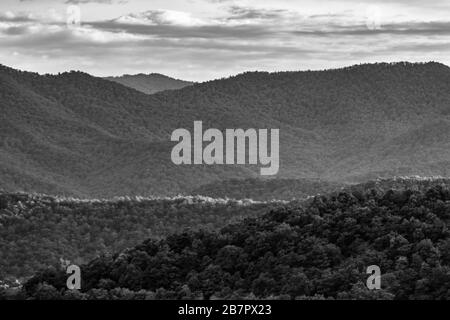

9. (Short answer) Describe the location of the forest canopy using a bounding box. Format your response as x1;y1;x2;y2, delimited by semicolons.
0;193;283;279
8;182;450;300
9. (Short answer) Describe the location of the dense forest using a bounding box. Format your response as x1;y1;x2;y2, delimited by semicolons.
0;193;283;279
4;182;449;300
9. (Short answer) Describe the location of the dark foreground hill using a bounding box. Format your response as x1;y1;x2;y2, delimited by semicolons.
11;186;450;299
104;73;193;94
1;62;450;197
0;193;283;279
7;180;450;300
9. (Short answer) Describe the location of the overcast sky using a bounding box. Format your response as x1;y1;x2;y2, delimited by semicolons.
0;0;449;81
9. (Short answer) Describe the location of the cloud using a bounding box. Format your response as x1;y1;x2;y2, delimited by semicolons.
0;11;35;23
20;0;127;3
225;6;290;21
1;3;450;80
113;10;208;26
65;0;121;4
289;21;450;37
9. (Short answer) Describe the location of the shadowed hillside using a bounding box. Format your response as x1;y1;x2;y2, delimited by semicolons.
0;192;284;279
0;177;448;284
14;181;450;300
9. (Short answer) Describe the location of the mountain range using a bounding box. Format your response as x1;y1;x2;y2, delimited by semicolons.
104;73;194;95
0;62;449;198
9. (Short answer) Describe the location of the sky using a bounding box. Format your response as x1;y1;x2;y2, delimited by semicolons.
0;0;450;81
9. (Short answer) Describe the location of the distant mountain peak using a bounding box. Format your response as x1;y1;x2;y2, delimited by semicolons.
117;72;176;78
104;73;194;94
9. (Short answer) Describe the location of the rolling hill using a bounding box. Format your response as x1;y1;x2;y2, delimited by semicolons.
191;178;344;201
15;181;450;300
0;177;448;281
0;192;284;279
104;73;194;95
1;62;449;197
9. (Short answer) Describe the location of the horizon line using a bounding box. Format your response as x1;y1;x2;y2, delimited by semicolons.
1;60;448;83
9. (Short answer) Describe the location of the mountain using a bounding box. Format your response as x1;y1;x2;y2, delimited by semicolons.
17;182;450;300
1;62;450;197
104;73;193;94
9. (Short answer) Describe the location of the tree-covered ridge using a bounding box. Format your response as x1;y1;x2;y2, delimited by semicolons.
0;193;284;279
16;184;450;300
191;177;450;201
347;176;450;193
191;178;344;201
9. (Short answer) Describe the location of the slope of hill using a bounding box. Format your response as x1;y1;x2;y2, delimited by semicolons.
348;176;450;194
1;62;450;197
104;73;193;94
191;177;450;201
0;192;284;279
16;183;450;300
0;64;251;197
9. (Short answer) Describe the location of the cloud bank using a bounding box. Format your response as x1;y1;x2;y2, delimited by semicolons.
0;0;449;80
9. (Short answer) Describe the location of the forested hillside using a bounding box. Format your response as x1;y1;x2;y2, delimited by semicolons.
191;177;450;201
192;178;344;200
348;177;450;193
0;193;283;279
13;183;450;300
1;62;450;197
